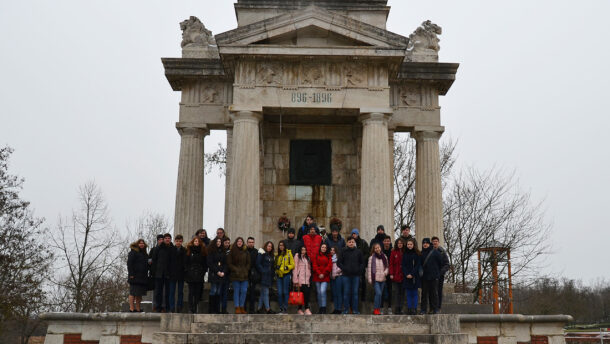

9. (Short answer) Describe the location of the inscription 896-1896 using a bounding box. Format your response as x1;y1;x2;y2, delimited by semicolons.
291;92;332;104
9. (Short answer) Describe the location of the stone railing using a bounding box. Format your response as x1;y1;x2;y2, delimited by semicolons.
40;313;161;344
460;314;574;344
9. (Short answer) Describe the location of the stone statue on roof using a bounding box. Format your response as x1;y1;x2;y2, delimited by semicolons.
407;20;442;62
179;16;219;58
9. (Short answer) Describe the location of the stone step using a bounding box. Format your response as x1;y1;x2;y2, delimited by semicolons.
440;303;493;314
153;332;468;344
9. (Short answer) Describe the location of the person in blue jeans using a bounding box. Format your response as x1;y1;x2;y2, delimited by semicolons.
275;240;294;314
367;243;389;315
257;241;276;314
338;236;365;314
207;238;227;314
402;238;421;315
330;246;343;314
168;235;187;313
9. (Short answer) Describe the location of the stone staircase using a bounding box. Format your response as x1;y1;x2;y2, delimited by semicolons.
153;313;469;344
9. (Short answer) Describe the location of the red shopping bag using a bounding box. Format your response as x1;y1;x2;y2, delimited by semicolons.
288;286;304;305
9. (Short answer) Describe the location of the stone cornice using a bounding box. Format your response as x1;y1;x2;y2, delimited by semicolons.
459;314;574;323
161;58;228;91
393;62;460;95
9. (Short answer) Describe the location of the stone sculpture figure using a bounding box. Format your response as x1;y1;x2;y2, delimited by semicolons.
180;16;216;48
407;20;442;62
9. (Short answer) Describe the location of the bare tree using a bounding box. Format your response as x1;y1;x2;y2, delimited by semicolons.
442;167;551;291
393;135;457;235
50;181;124;312
0;147;53;341
204;143;227;177
127;211;172;247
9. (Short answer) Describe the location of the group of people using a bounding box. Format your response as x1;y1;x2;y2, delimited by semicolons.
127;216;450;315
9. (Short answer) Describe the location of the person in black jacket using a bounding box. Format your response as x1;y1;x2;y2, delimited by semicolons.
369;225;387;248
432;236;450;311
283;228;302;257
195;228;211;246
401;238;421;315
185;237;207;313
149;234;163;311
420;237;442;314
350;229;369;301
207;238;227;314
338;237;365;314
381;235;393;314
245;237;260;314
151;233;174;312
127;239;149;312
168;234;187;313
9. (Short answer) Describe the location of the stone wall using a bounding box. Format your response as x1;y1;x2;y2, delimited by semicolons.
261;122;362;244
459;314;572;344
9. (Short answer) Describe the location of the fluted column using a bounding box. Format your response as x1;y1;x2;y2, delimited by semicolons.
359;112;393;242
414;130;444;244
388;128;395;233
223;125;233;228
174;124;209;241
226;111;262;244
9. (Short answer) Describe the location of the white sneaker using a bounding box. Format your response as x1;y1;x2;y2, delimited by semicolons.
297;309;304;315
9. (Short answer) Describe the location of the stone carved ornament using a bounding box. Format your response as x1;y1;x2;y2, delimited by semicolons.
407;20;442;53
180;16;216;48
201;86;219;103
400;86;420;106
256;62;283;85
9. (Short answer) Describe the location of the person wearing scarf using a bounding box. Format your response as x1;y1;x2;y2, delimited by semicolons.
366;243;388;315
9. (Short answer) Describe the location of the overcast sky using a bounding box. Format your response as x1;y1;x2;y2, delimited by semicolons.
1;0;608;282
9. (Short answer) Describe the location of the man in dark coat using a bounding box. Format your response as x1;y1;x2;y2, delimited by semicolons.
350;228;369;300
168;234;187;313
149;234;163;310
338;237;365;314
297;215;317;241
324;226;346;252
432;236;450;311
151;233;174;312
369;225;387;248
284;228;302;257
420;237;442;314
381;235;393;314
400;225;413;242
245;237;260;314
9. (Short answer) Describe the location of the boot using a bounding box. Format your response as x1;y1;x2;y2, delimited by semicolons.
241;307;248;314
207;295;214;314
321;307;327;314
235;307;240;314
211;295;220;314
396;307;401;315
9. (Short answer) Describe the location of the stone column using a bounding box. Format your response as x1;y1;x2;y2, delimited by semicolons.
226;111;262;244
174;124;209;241
223;125;233;228
388;128;395;233
413;129;444;244
359;112;393;242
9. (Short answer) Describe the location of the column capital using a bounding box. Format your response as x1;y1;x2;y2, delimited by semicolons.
230;111;262;124
412;126;444;142
359;112;391;124
176;122;209;137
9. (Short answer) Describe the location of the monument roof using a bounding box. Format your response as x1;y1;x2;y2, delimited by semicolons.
235;0;389;9
216;6;407;50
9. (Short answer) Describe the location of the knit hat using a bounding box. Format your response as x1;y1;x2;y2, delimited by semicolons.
287;228;295;234
351;228;360;236
422;237;431;245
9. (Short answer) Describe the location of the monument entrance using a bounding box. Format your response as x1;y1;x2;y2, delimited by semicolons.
162;0;459;245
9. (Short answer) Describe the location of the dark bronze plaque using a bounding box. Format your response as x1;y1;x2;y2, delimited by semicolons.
289;140;332;185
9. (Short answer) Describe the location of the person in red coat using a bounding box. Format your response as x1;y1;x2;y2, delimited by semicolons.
312;243;332;313
303;224;322;260
389;238;406;314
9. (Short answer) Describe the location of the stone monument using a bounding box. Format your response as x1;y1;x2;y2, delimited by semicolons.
162;0;459;245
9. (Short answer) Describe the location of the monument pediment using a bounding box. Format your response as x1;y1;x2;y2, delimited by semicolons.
215;6;408;51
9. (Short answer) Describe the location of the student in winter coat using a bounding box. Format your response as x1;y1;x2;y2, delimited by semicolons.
367;243;389;315
432;236;450;311
127;239;149;312
195;228;211;247
329;246;343;314
324;227;346;252
338;236;365;314
207;238;227;314
227;237;251;314
245;237;260;314
369;225;387;249
389;238;405;314
420;237;442;314
349;229;369;301
275;240;294;314
293;245;313;315
257;241;276;314
151;233;174;312
220;237;232;313
312;243;333;314
297;215;316;241
303;225;322;259
168;235;187;313
381;236;393;314
402;238;421;315
185;237;207;313
283;228;302;257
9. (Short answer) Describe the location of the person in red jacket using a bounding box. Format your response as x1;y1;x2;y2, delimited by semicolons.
312;243;332;314
389;238;406;314
303;224;322;260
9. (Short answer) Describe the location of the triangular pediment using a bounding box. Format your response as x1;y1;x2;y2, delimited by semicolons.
215;6;408;49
